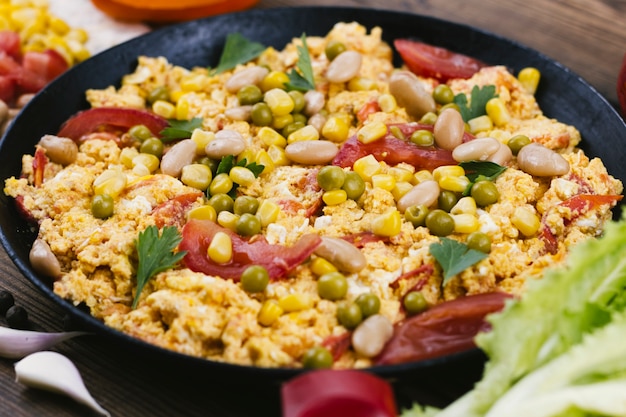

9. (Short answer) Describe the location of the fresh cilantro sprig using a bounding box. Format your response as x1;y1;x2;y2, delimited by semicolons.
429;237;487;287
285;34;315;91
160;117;203;142
211;33;266;75
454;85;497;122
132;225;186;309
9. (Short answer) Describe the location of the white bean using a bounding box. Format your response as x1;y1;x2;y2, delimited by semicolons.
205;130;246;159
396;180;440;212
304;90;325;116
388;71;436;118
29;239;61;279
284;141;339;165
488;142;513;166
225;66;269;94
434;108;465;151
16;93;35;109
224;105;252;121
351;314;394;358
516;142;570;176
452;137;501;162
325;51;362;83
160;139;196;177
307;113;327;133
313;236;366;273
38;135;78;166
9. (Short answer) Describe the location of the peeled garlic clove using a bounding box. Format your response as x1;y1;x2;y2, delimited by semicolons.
15;351;110;417
0;326;88;359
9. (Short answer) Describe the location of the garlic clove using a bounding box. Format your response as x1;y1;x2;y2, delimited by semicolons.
15;351;110;417
0;326;89;359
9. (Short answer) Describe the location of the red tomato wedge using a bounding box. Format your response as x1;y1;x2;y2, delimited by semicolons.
18;49;68;93
375;292;511;365
618;52;626;119
57;107;169;141
0;30;21;60
281;370;397;417
180;219;321;280
394;39;486;81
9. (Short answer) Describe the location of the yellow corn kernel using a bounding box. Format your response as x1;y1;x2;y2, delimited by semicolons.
371;208;402;237
0;16;13;31
254;149;275;175
287;125;319;144
152;100;175;119
217;211;239;232
353;154;381;181
65;28;88;43
180;74;206;92
310;257;338;276
450;196;477;215
267;144;289;167
467;115;493;134
322;189;348;206
256;199;281;227
10;7;40;30
371;174;396;191
378;93;397;113
181;163;212;190
512;206;541;237
132;163;150;177
132;153;160;173
207;231;233;263
188;205;217;222
322;115;350;142
175;96;190;120
258;126;287;147
264;88;294;116
190;129;215;153
518;67;541;95
237;148;256;165
432;165;465;182
357;121;387;144
258;300;283;326
452;213;479;234
120;147;139;168
209;173;233;195
272;113;293;130
388;166;414;183
438;175;471;193
485;98;511;127
93;170;127;198
413;169;434;184
392;181;413;201
229;166;256;187
278;293;313;312
65;38;90;63
260;70;289;92
48;15;69;35
169;89;185;103
347;77;376;91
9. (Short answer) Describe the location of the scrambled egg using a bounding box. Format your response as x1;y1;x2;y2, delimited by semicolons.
3;22;622;369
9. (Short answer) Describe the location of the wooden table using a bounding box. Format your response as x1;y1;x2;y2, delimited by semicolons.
1;1;624;416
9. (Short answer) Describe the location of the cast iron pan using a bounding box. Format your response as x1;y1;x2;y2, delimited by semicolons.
1;5;625;409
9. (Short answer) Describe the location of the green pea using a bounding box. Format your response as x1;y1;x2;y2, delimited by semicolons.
236;213;262;236
282;121;305;138
419;112;438;125
317;165;346;191
233;195;260;215
507;134;531;155
342;171;366;201
438;103;460;113
302;346;333;369
404;291;428;315
466;231;492;253
354;293;380;318
288;90;306;114
237;84;263;105
317;271;348;301
292;113;308;125
438;190;459;213
405;204;429;227
251;102;273;126
199;156;219;174
208;193;234;214
336;302;363;329
471;180;500;207
139;137;164;157
91;194;114;219
425;209;455;236
432;84;455;105
409;129;434;147
240;265;269;293
147;85;169;104
128;124;152;142
325;40;347;61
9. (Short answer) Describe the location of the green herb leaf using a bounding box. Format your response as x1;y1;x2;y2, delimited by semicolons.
211;33;266;75
429;237;488;286
460;161;507;182
245;161;265;178
133;225;186;309
160;117;203;142
216;154;236;175
454;84;497;122
285;34;315;91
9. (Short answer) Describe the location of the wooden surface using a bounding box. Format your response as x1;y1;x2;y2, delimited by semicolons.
0;1;624;416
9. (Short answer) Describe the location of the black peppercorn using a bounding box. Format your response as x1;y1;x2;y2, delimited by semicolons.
6;305;29;329
0;290;14;315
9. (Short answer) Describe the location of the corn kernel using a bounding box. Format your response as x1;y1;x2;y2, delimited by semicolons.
439;175;471;193
512;206;541;237
279;293;313;312
132;164;150;177
485;98;511;127
378;93;397;113
267;144;289;167
468;115;493;134
322;189;348;206
392;181;413;201
347;77;376;91
353;154;381;181
450;196;477;215
264;88;294;116
120;147;139;168
209;173;233;195
258;300;283;326
65;28;88;43
388;166;414;182
132;153;160;173
48;15;69;35
65;39;90;62
371;174;396;191
190;129;215;153
518;67;541;95
256;199;281;226
371;208;402;237
254;149;275;175
93;170;127;198
310;257;338;276
180;74;206;92
413;169;434;184
357;121;387;144
152;100;175;119
181;163;212;190
217;211;239;231
287;125;319;144
452;213;479;234
260;71;289;92
432;165;465;182
229;166;256;187
258;126;287;147
207;231;233;263
272;113;294;130
169;89;185;103
237;148;256;165
175;96;190;120
322;115;350;142
188;205;217;222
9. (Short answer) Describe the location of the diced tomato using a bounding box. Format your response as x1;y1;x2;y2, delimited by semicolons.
0;51;21;75
0;74;16;103
356;99;380;123
180;219;322;280
57;107;169;141
618;52;626;119
17;49;69;93
281;370;397;417
0;30;21;60
395;39;486;82
375;292;511;365
32;146;48;187
152;192;204;229
321;332;352;361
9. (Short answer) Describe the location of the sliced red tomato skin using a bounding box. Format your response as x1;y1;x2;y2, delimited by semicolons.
394;39;486;82
282;370;397;417
57;107;169;141
375;292;512;365
618;52;626;119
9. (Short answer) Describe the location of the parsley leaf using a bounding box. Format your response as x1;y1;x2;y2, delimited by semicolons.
160;117;203;142
429;237;488;287
212;33;266;75
214;155;265;197
285;34;315;91
459;161;507;182
216;154;236;175
454;85;497;122
132;225;186;309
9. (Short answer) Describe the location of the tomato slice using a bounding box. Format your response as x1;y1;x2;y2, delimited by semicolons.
152;192;204;228
394;39;486;81
618;52;626;119
57;107;169;141
375;292;511;365
281;370;397;417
